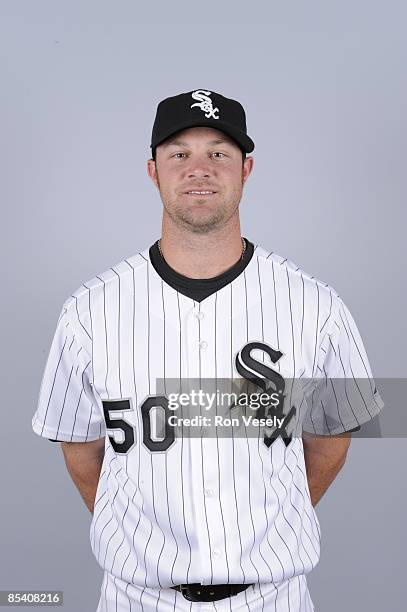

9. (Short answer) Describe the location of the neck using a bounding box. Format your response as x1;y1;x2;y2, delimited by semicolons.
159;217;244;279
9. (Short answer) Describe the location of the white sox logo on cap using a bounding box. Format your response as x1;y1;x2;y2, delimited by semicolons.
190;89;219;119
150;88;255;154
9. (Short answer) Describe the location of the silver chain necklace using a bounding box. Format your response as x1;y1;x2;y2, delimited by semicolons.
157;237;246;261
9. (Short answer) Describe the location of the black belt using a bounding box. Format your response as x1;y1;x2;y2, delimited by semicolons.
171;582;252;602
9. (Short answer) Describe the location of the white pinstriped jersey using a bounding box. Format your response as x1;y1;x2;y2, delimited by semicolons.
32;242;384;589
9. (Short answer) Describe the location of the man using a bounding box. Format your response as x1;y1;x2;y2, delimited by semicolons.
32;89;384;611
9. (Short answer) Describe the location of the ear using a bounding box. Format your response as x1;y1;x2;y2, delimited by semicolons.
147;158;159;189
242;156;254;185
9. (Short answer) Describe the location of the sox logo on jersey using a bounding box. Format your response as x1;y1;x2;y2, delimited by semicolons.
32;242;384;611
234;341;297;448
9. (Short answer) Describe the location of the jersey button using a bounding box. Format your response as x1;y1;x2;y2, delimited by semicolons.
195;311;204;320
199;340;208;350
212;549;221;558
204;488;215;497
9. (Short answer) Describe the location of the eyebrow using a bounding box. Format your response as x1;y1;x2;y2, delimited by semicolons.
163;137;234;148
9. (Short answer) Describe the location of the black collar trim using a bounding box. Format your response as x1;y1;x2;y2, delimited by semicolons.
149;238;255;301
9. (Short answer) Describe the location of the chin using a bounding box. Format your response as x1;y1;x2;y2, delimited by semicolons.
179;213;230;234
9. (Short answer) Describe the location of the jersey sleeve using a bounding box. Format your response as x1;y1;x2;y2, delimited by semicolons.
32;303;106;442
302;295;384;436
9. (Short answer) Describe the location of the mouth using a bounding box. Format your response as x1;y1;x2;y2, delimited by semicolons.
183;191;217;197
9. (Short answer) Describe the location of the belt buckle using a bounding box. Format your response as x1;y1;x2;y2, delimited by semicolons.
178;583;233;602
179;583;219;602
174;582;252;602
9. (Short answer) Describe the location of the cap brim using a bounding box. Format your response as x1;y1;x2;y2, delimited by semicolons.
151;118;254;154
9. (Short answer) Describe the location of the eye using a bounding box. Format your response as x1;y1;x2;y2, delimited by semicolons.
173;152;186;159
212;152;225;158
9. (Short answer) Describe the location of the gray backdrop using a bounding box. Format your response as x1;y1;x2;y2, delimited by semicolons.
1;1;405;610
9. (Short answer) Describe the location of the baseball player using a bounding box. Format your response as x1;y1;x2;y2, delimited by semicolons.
32;89;384;611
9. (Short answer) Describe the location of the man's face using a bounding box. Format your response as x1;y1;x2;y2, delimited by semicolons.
147;127;253;234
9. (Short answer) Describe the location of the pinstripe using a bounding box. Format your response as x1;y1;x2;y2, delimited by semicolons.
300;275;305;351
104;485;130;571
85;283;95;387
286;268;296;378
230;282;246;583
198;300;215;582
177;292;193;582
337;311;375;417
149;452;165;588
243;269;265;591
340;304;372;383
311;282;320;376
271;260;281;374
109;478;130;574
337;345;370;422
277;468;309;571
72;294;92;341
161;281;180;585
91;456;118;551
55;363;73;437
257;255;303;583
214;292;231;584
96;469;122;562
96;276;110;399
39;327;69;434
110;269;122;397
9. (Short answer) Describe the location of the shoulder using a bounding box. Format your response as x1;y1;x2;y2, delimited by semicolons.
252;243;342;317
59;247;150;346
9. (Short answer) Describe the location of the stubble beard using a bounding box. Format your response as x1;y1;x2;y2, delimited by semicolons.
158;173;244;235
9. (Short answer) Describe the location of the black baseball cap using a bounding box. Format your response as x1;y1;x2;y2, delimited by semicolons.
150;89;255;158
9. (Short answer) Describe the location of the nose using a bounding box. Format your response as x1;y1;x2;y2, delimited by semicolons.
186;157;212;179
187;168;211;179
